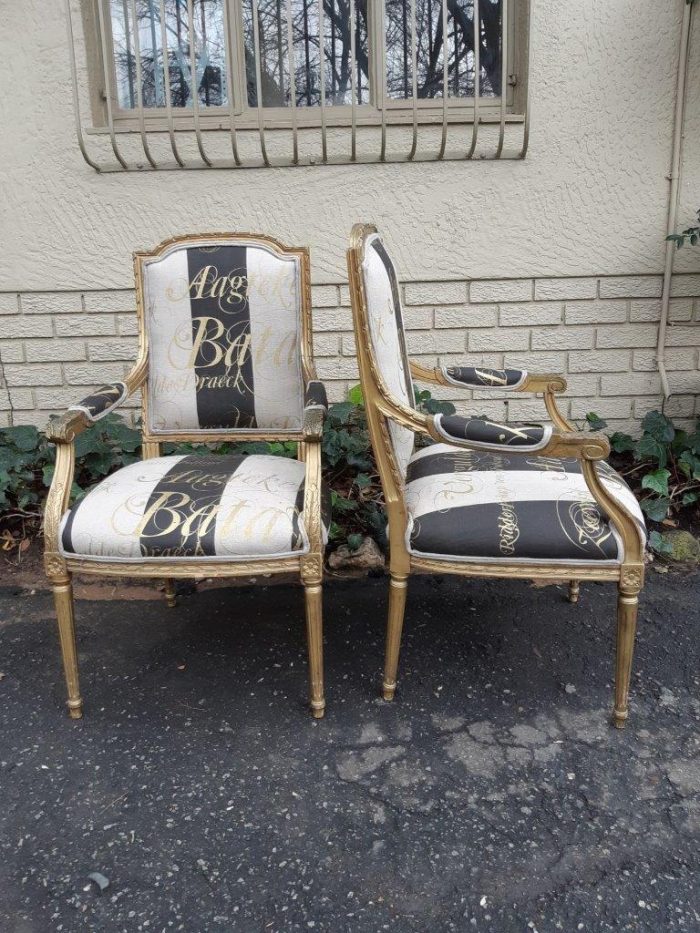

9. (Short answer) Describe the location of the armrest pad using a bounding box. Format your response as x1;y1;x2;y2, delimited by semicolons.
67;382;128;422
305;380;328;409
441;366;527;390
434;414;552;452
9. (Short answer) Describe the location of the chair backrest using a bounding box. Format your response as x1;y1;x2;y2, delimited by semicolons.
352;228;415;480
135;234;312;438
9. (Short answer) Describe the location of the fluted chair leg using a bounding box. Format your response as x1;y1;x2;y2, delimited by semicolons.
613;584;639;729
163;578;177;608
304;583;325;719
568;580;580;604
383;573;408;701
53;574;83;719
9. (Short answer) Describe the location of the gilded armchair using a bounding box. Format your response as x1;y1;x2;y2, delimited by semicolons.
347;224;646;727
45;233;329;719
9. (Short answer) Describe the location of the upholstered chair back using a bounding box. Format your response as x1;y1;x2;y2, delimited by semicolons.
140;238;305;434
359;233;415;478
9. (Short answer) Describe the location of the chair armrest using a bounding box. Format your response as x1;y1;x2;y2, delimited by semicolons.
44;370;144;571
410;360;566;394
68;382;128;421
46;382;129;443
433;414;553;452
305;379;328;409
442;366;528;390
302;381;327;441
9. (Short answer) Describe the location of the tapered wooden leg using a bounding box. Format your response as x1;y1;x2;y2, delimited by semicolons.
383;573;408;701
53;575;82;719
568;580;580;604
163;578;177;608
613;585;639;729
304;583;325;719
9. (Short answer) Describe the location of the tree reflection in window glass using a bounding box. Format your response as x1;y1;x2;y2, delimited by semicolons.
110;0;228;109
385;0;502;100
109;0;502;111
242;0;369;106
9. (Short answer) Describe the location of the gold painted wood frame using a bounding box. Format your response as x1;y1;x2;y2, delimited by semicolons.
347;223;645;728
44;233;326;719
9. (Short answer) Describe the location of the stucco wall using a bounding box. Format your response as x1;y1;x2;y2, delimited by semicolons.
0;0;699;429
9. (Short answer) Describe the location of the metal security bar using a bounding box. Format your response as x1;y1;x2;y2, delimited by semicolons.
67;0;530;171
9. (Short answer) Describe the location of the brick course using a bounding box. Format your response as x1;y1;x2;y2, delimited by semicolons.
1;274;698;430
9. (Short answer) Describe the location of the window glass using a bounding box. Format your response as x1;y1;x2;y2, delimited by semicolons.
242;0;369;107
110;0;228;108
385;0;503;100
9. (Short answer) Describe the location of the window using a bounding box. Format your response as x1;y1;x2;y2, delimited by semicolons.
68;0;529;168
102;0;515;122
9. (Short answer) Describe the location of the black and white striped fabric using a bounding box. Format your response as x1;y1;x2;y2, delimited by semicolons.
68;382;127;421
405;444;646;563
434;414;552;451
442;367;527;390
360;233;415;478
143;241;304;433
60;454;329;561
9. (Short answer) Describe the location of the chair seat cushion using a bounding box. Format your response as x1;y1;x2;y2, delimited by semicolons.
405;444;646;563
60;454;329;562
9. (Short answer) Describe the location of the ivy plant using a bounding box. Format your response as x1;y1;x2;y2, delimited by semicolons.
667;207;700;249
586;410;700;556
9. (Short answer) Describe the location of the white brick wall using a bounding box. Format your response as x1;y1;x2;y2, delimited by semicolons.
0;274;698;433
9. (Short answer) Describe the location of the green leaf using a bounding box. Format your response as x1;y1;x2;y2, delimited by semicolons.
585;412;608;431
347;384;364;406
682;491;700;506
640;496;671;522
424;398;457;416
648;530;673;556
3;425;40;452
346;533;363;552
330;491;357;514
354;472;372;488
328;521;343;541
678;450;700;480
635;434;667;468
326;402;355;425
610;431;636;454
42;463;55;487
641;410;675;444
641;468;670;497
102;418;141;453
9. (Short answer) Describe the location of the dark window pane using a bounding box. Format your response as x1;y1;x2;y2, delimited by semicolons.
385;0;502;101
243;0;369;107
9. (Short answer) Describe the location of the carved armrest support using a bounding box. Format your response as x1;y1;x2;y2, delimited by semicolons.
303;404;326;441
46;409;91;444
301;428;324;581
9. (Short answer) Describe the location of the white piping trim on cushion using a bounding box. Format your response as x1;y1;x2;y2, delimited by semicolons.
440;367;528;391
433;414;553;453
58;545;310;564
68;382;128;422
147;426;305;437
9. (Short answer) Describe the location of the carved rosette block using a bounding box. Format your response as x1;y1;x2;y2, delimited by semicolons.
620;565;644;592
300;554;323;584
44;552;67;580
